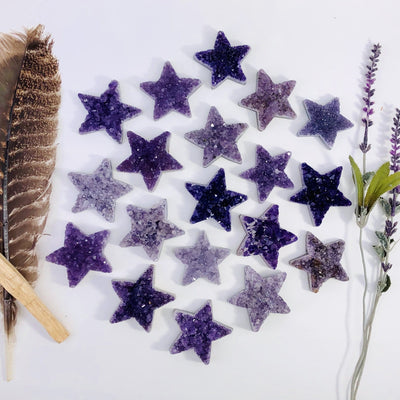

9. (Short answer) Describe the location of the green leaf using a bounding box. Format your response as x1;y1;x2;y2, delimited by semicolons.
363;171;375;185
381;274;391;293
375;231;389;248
396;204;400;215
379;197;392;217
364;162;390;207
373;244;386;260
366;171;400;211
349;156;364;206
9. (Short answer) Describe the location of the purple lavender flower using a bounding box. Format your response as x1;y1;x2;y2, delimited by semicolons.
390;108;400;197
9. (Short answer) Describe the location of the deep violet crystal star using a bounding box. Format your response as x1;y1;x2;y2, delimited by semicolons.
289;232;348;293
238;204;297;269
110;265;175;331
195;31;250;87
117;131;182;191
140;61;201;120
46;223;111;287
170;301;232;364
297;98;354;148
239;69;296;131
290;163;352;226
228;266;290;332
78;80;141;143
239;145;293;202
186;168;247;231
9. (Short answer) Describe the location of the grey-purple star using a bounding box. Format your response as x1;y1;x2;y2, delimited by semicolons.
78;80;141;143
239;69;296;131
228;266;290;332
174;231;230;285
117;131;182;191
110;265;175;331
238;204;298;269
297;98;353;148
289;232;348;293
195;31;250;87
185;106;247;167
170;301;232;364
46;223;111;287
69;159;132;222
290;163;352;226
239;146;293;202
140;61;201;120
120;199;184;261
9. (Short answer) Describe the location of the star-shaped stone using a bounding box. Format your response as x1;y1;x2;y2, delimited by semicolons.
117;131;182;191
289;232;348;293
239;69;296;131
185;106;247;167
228;266;290;332
298;98;353;148
290;163;352;226
186;168;247;231
46;223;111;287
140;61;201;120
170;301;232;364
78;80;141;143
239;146;293;202
174;231;230;285
237;204;297;269
110;265;175;331
120;200;184;261
195;31;250;87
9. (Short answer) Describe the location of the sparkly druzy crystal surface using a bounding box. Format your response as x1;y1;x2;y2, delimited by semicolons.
240;146;293;202
290;163;352;226
186;168;247;231
240;69;296;131
185;106;247;167
46;223;111;287
195;31;250;87
140;61;201;120
238;204;297;269
110;265;175;331
170;301;232;364
229;266;290;332
117;131;182;191
297;98;354;148
174;231;230;285
289;232;348;293
120;200;184;261
78;80;141;143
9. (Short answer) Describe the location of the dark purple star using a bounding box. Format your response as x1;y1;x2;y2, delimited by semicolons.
140;61;201;120
290;163;352;226
195;31;250;87
170;301;232;364
239;69;296;131
239;146;293;202
117;131;182;191
238;204;298;269
46;223;111;287
78;80;141;143
110;265;175;331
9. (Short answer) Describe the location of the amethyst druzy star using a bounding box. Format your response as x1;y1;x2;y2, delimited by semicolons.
170;301;232;364
78;80;141;143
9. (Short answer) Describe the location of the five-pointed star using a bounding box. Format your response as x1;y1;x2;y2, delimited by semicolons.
120;199;184;261
195;31;250;87
290;163;352;226
78;80;141;143
240;69;296;131
110;265;175;331
117;131;182;191
170;301;232;364
289;232;348;293
238;204;297;269
185;106;247;167
239;146;293;202
174;231;230;285
46;223;111;287
140;61;201;120
186;168;247;231
229;266;290;332
297;98;353;148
